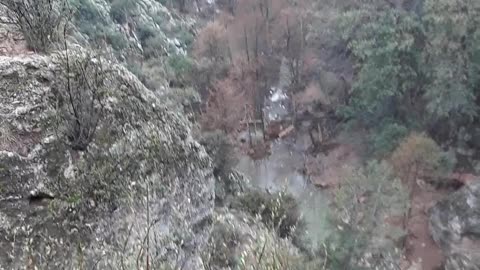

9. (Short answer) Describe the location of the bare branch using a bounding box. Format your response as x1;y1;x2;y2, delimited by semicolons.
0;0;71;52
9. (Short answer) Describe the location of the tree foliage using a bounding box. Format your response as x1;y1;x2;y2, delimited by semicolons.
369;121;408;158
341;5;423;126
331;161;408;269
423;0;480;120
340;0;480;155
109;0;137;24
390;132;448;186
233;189;306;240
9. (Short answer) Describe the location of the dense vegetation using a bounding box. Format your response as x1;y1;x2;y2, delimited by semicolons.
341;0;480;159
2;0;479;269
194;1;480;268
191;0;480;161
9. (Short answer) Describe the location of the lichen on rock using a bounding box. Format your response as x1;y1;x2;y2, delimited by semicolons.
429;181;480;270
0;53;214;269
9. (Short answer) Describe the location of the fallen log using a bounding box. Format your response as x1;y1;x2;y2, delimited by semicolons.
279;125;295;138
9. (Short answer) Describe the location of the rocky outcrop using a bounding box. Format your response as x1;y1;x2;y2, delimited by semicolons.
429;181;480;270
59;0;200;79
0;54;214;269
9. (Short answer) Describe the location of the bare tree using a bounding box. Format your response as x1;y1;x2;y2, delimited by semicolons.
202;78;246;133
278;6;308;88
194;21;229;63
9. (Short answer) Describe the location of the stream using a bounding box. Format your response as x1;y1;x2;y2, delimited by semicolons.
236;135;333;246
236;57;333;246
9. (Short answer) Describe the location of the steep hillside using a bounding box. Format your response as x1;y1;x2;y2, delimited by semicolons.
2;1;480;270
0;52;214;269
0;1;311;269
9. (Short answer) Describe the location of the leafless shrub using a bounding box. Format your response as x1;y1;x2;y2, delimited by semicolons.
194;21;229;63
201;78;246;133
0;0;71;52
54;50;111;151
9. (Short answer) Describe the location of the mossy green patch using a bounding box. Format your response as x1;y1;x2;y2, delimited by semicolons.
66;193;82;205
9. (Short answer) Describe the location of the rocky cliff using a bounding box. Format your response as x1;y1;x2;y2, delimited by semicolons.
430;181;480;270
70;0;214;57
0;53;214;269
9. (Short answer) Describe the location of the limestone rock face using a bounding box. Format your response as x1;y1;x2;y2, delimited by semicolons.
0;54;214;269
429;181;480;270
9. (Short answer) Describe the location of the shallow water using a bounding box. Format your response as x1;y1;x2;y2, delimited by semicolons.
236;137;333;245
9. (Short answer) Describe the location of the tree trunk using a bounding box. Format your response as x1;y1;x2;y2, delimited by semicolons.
244;26;250;63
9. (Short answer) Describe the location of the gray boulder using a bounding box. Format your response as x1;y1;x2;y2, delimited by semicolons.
0;54;214;269
429;181;480;270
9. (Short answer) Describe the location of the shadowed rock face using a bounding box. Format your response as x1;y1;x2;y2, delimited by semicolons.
0;54;214;269
429;181;480;270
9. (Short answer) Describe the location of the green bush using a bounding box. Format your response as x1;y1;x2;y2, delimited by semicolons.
205;222;240;268
104;28;128;50
135;58;168;90
232;190;306;239
168;54;192;74
323;225;360;270
137;24;156;45
71;0;106;26
391;132;452;185
77;23;103;41
125;61;147;83
177;29;195;47
167;54;193;84
109;0;137;24
143;35;166;58
332;161;408;269
71;0;120;49
151;9;169;27
438;150;457;176
369;121;408;157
